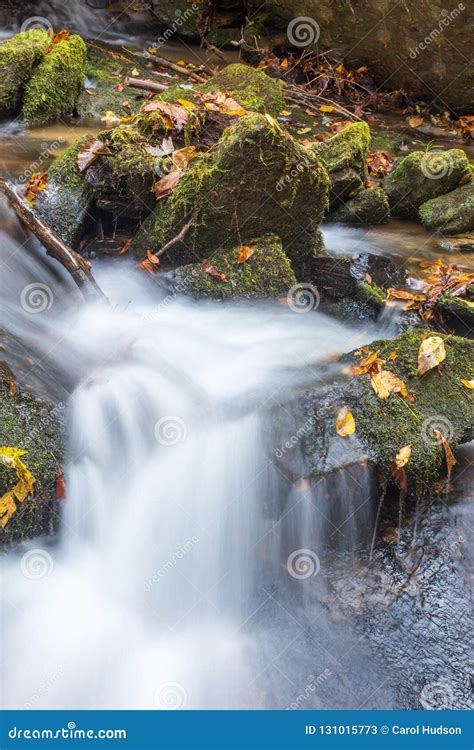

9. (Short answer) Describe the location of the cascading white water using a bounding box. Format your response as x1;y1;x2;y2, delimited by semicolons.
0;208;395;710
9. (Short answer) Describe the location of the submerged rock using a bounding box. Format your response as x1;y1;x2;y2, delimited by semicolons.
419;183;474;235
0;29;50;118
275;330;474;498
22;35;87;126
383;150;471;219
35;136;94;246
132;113;330;279
328;187;389;225
314;122;370;208
172;234;296;300
0;378;65;547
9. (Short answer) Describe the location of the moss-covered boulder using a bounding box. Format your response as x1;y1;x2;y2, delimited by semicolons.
172;234;296;300
0;377;65;547
419;183;474;235
84;126;157;219
328;187;389;225
22;35;87;127
199;63;285;117
132;113;330;278
383;150;472;219
35;135;94;246
0;30;50;118
314;122;370;208
276;330;473;499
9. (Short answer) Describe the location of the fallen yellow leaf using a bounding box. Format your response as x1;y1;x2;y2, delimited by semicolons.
394;444;412;469
434;429;457;480
336;405;356;437
236;245;255;264
417;336;446;376
461;379;474;389
0;446;36;528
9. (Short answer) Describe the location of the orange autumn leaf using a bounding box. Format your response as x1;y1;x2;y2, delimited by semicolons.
200;260;226;282
236;245;255;264
434;429;457;480
137;249;160;274
335;406;355;437
417;336;446;376
370;369;411;400
24;172;48;202
119;238;132;255
153;170;181;200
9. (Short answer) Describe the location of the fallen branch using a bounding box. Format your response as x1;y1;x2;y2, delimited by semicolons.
285;83;363;122
143;52;207;83
154;220;193;259
124;77;169;94
0;179;106;302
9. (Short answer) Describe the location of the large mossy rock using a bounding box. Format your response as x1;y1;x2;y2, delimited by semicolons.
35;135;94;246
275;330;474;498
22;35;87;126
0;29;50;118
0;378;64;547
383;150;471;219
132;113;330;278
172;234;296;300
328;187;389;225
314;122;370;208
419;183;474;235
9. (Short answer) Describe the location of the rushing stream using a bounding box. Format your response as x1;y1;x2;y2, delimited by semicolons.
0;24;472;711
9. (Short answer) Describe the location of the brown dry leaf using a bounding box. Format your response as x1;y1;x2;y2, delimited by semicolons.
119;238;132;255
172;146;196;171
153;170;181;200
370;370;410;400
236;245;255;264
77;138;108;173
53;28;70;44
24;171;48;202
417;336;446;376
352;349;383;375
7;377;16;396
200;260;226;282
394;444;412;469
408;115;424;128
367;150;393;177
392;467;408;493
137;249;160;275
142;101;189;131
434;429;457;480
460;379;474;389
336;405;356;437
387;288;418;301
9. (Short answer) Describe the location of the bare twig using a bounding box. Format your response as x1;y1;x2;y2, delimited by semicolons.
154;220;193;259
144;52;207;83
124;77;169;94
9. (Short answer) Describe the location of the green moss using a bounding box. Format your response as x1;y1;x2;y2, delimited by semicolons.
314;122;370;206
35;135;93;245
419;183;474;234
0;29;50;117
358;282;386;307
0;378;64;547
173;234;296;299
131;113;330;278
383;149;472;219
22;35;87;126
352;330;474;496
328;187;389;225
200;63;285;116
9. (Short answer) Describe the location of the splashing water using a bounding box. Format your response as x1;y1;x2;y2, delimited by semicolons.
0;206;396;710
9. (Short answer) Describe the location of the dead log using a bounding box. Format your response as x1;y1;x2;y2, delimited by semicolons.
124;77;169;94
0;179;106;302
143;52;207;83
